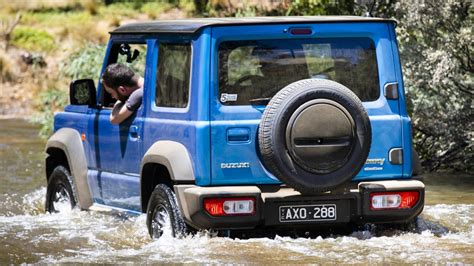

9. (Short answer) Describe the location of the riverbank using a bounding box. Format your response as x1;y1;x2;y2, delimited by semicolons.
0;1;186;119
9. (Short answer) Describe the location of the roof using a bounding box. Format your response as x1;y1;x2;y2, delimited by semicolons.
111;16;396;35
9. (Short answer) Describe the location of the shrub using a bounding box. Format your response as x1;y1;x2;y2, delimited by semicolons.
61;43;106;80
98;2;139;18
0;53;14;82
284;0;355;16
32;87;68;137
81;0;101;15
140;2;174;19
393;0;473;172
10;26;55;52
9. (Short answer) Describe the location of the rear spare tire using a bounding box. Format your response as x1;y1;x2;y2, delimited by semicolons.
259;79;371;194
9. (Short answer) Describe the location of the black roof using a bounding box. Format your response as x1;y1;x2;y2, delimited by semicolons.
111;16;396;34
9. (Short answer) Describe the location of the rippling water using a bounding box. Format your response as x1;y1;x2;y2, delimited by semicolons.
0;119;473;264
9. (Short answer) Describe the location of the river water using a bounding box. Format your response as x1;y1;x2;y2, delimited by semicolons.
0;119;473;264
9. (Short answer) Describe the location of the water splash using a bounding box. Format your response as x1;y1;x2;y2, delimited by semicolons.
1;189;472;264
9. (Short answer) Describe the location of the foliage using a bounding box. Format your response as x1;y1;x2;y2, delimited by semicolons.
10;26;55;52
0;0;82;13
32;87;68;137
0;53;13;82
140;2;174;19
284;0;355;16
61;43;106;80
81;0;100;15
392;0;473;172
98;2;140;18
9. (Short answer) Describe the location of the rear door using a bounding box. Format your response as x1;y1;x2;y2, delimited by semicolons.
209;22;403;185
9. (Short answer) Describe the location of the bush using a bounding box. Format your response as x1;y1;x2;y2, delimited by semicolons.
61;43;106;80
81;0;101;15
285;0;355;16
140;2;174;19
0;53;14;82
32;87;68;137
393;0;473;172
10;26;55;52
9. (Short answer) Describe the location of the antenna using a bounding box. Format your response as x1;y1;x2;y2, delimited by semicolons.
365;0;376;17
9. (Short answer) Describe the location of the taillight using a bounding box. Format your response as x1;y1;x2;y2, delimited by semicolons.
204;197;255;216
370;191;419;210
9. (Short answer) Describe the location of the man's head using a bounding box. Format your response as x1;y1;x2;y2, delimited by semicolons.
101;63;139;102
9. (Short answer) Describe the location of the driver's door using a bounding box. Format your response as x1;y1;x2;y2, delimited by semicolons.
87;40;148;212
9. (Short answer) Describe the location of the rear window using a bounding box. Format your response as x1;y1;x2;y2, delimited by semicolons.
218;38;379;105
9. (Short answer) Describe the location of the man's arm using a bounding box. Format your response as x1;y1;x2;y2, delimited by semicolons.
110;101;133;124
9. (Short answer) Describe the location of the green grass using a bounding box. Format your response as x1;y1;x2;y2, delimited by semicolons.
11;26;56;52
21;10;92;27
98;2;141;18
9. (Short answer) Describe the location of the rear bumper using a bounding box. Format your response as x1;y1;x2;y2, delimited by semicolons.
174;180;425;230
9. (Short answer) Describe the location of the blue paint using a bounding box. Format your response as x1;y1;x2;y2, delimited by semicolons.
53;20;414;213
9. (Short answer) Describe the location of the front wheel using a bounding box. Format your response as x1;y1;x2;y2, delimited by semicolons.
146;184;187;239
45;166;77;213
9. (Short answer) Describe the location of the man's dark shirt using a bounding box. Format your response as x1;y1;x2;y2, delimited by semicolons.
125;88;143;112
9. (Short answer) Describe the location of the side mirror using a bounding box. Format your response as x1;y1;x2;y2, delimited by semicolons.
70;79;97;108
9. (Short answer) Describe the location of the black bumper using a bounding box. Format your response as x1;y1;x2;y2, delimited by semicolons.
174;180;425;230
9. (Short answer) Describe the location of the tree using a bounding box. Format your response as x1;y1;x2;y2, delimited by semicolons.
393;0;473;172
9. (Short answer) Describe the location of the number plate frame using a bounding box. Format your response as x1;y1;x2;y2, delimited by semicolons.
279;204;337;223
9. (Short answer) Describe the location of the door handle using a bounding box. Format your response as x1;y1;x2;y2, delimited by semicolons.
130;125;139;139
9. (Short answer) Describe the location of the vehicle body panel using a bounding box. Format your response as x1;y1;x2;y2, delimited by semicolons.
209;22;405;185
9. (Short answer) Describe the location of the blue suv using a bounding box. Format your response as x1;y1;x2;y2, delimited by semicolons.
45;16;424;238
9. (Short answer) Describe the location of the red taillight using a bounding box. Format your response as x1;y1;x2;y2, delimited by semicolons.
204;197;255;216
370;191;419;210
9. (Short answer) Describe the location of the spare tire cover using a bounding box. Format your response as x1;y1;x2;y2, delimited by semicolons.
258;79;371;194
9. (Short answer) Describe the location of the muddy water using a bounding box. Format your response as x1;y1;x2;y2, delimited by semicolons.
0;119;473;264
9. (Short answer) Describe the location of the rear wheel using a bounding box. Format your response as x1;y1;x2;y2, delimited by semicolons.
146;184;187;239
45;166;77;213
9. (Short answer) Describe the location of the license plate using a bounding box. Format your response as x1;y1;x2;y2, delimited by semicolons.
279;204;337;223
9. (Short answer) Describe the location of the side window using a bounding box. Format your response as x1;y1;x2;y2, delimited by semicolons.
101;43;147;107
116;43;147;77
155;43;191;108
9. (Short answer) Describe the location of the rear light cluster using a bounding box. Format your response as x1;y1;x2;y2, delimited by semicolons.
370;191;419;210
204;197;255;216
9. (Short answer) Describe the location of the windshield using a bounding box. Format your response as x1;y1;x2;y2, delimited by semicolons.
218;38;380;105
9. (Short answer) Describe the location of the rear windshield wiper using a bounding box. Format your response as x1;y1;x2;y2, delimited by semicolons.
249;97;272;106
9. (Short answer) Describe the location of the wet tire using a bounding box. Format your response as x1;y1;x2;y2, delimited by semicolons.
259;79;371;194
45;166;77;213
146;184;187;239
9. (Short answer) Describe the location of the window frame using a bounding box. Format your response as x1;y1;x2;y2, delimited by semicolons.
151;41;193;112
99;40;148;108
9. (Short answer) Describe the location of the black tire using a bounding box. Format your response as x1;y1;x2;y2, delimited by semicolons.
45;166;77;213
259;79;371;194
146;184;187;239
